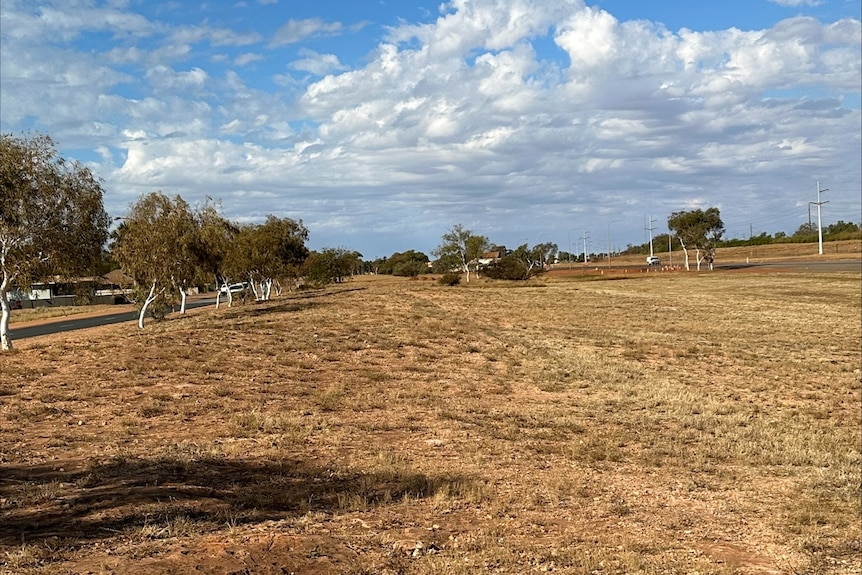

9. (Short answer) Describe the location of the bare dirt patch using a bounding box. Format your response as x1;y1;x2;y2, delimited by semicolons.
1;272;860;574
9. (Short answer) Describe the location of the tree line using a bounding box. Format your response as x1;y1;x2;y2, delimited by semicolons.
0;133;359;350
2;131;858;349
622;218;860;258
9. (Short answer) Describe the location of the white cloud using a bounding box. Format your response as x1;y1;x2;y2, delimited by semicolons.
289;50;347;75
0;0;859;256
234;52;264;66
769;0;821;6
270;18;343;47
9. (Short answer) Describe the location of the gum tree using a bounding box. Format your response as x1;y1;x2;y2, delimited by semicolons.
0;133;109;351
225;216;309;300
111;192;199;327
195;199;240;308
304;247;363;286
434;224;489;282
668;208;725;271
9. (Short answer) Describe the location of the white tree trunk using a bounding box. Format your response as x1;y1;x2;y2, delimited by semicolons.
264;278;273;301
695;248;703;271
678;239;690;271
0;289;12;351
139;282;159;329
179;288;187;314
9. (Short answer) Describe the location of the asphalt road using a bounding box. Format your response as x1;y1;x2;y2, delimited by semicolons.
716;259;862;273
9;298;216;341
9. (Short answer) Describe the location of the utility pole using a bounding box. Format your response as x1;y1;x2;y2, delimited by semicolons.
645;216;656;258
813;181;829;255
582;229;590;271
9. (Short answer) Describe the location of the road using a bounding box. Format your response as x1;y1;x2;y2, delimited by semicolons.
716;259;862;273
9;298;217;341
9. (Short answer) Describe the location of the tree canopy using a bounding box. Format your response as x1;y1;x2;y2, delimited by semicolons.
111;192;201;326
434;224;489;282
0;133;110;350
304;247;363;286
226;216;309;300
484;242;558;280
667;208;725;270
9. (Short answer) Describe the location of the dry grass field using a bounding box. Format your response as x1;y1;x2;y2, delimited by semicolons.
1;268;860;574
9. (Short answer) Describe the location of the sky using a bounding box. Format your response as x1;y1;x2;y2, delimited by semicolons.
1;0;860;259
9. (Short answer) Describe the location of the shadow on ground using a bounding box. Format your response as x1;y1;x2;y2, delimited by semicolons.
1;455;468;546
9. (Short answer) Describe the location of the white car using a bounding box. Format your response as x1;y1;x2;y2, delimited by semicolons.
219;282;249;294
646;256;661;266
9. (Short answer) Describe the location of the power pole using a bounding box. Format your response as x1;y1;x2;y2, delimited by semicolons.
582;230;590;270
645;216;656;258
813;181;829;255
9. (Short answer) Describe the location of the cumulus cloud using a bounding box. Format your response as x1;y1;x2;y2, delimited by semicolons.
0;0;859;255
270;18;343;47
289;50;348;75
234;52;264;66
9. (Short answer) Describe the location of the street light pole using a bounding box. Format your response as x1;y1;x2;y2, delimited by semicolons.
814;181;829;255
582;229;589;272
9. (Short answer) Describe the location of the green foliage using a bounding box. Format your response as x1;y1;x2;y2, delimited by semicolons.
195;198;239;288
667;207;725;268
111;192;199;295
438;272;461;286
0;132;110;289
304;247;362;287
1;132;110;349
825;220;860;239
485;242;557;280
434;224;489;281
225;215;309;296
484;256;529;280
376;250;429;276
793;222;818;239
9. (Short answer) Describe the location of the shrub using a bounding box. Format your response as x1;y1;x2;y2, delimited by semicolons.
483;257;530;280
438;272;461;286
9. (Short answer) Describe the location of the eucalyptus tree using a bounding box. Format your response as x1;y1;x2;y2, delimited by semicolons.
304;247;363;286
112;192;199;327
486;242;558;280
434;224;489;282
225;216;309;301
667;208;725;271
195;199;240;308
0;133;109;351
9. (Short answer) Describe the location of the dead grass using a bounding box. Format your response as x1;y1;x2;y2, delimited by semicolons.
1;270;860;575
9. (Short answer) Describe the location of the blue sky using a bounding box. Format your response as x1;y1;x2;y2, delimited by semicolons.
1;0;860;259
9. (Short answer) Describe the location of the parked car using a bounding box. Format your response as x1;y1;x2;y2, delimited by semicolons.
646;256;661;266
219;282;249;294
